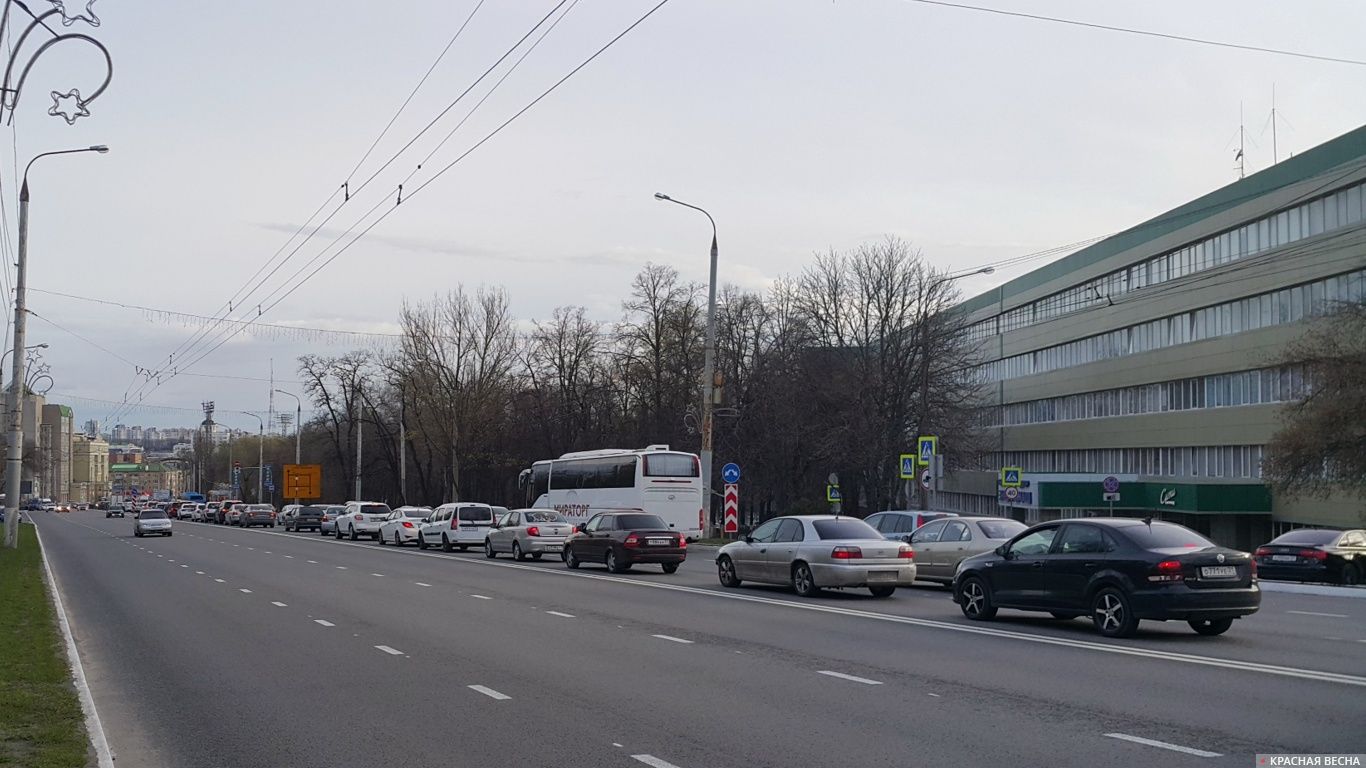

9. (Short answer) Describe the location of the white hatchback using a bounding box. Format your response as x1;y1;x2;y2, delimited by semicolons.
418;503;496;552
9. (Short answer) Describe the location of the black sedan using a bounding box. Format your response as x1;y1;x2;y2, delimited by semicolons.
1255;528;1365;585
563;512;686;574
953;518;1259;638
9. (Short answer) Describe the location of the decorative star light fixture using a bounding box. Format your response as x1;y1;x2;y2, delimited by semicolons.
0;0;112;124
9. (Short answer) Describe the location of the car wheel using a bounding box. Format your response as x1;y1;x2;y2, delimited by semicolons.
269;523;275;528
606;548;629;574
135;530;142;537
869;585;896;598
513;542;525;562
1049;612;1081;620
565;546;580;569
1091;587;1139;638
441;535;453;553
1340;564;1361;586
166;532;173;537
418;535;428;550
958;576;997;620
378;533;387;546
349;526;359;541
484;540;497;559
661;562;679;574
394;532;403;547
1188;618;1234;636
791;562;819;597
717;556;741;588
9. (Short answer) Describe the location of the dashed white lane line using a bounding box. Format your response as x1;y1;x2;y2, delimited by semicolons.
307;560;318;564
371;573;385;577
612;743;623;748
314;620;335;627
414;582;432;588
468;685;510;700
651;634;693;644
167;559;175;562
195;571;205;575
239;589;253;594
545;610;575;618
247;547;255;551
817;670;883;686
374;645;404;656
470;594;492;600
179;565;188;568
214;579;225;583
336;566;347;570
1103;733;1221;758
284;555;293;559
1287;610;1349;618
271;602;288;607
631;755;684;768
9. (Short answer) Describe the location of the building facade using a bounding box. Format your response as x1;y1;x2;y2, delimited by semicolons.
72;433;111;503
941;125;1366;550
40;403;73;503
110;461;184;500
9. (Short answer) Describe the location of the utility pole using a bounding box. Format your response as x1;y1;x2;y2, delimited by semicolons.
399;393;407;505
1271;84;1278;164
4;177;32;548
354;419;362;501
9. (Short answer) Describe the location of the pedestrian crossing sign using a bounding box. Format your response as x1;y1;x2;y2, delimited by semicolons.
917;436;938;466
826;485;841;502
899;454;916;479
1000;467;1022;488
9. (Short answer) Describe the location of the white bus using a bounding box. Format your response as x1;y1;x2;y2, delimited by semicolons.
518;445;704;540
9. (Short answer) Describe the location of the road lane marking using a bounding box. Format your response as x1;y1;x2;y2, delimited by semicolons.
224;522;1366;688
818;670;883;686
179;565;188;568
470;594;492;600
314;620;335;627
196;571;205;575
214;579;225;583
1104;733;1221;758
468;685;510;700
284;555;293;558
336;566;347;570
167;559;175;562
272;602;287;607
374;645;404;656
415;582;432;587
371;573;385;577
632;756;683;768
652;634;693;644
239;589;252;594
545;610;575;618
307;560;318;563
1287;610;1349;618
247;547;255;551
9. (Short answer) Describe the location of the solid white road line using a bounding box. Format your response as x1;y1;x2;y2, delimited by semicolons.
817;670;883;686
239;589;252;594
467;685;511;700
1104;733;1221;758
470;594;492;600
631;755;684;768
32;524;116;768
651;634;694;644
545;610;575;618
314;619;335;627
271;602;287;607
1287;610;1349;618
374;645;404;656
415;582;432;587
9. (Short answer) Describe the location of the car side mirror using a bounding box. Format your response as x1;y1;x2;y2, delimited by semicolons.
994;544;1009;558
744;535;755;544
902;534;914;544
576;523;587;533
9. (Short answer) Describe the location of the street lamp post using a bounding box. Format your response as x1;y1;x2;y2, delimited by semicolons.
238;412;264;504
273;389;302;506
654;192;719;537
916;266;994;511
4;145;108;549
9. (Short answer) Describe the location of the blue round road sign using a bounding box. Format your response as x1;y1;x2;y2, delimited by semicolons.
1102;476;1120;493
721;463;741;484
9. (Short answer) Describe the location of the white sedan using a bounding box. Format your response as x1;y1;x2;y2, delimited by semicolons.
378;506;431;547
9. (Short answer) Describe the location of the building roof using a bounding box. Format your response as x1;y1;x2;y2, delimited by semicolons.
958;123;1366;316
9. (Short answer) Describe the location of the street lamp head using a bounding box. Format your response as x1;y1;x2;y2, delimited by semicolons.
653;192;670;201
34;343;48;349
89;145;109;153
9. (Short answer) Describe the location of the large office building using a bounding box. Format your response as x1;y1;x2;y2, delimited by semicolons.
938;124;1366;550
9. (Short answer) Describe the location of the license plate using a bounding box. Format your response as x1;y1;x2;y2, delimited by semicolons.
543;544;563;552
1200;566;1237;579
461;525;481;529
1271;555;1296;563
867;571;897;583
648;538;672;546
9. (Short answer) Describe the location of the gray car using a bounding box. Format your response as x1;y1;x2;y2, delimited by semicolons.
715;515;915;598
318;505;346;536
134;509;173;537
484;509;572;560
901;516;1027;584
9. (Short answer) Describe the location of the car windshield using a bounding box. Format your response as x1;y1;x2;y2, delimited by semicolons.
615;514;668;529
812;518;880;540
978;520;1027;539
1269;529;1340;546
524;510;565;523
1125;523;1213;550
140;511;167;519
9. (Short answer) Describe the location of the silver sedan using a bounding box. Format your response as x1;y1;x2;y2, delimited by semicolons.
715;515;915;598
484;509;572;561
904;516;1027;584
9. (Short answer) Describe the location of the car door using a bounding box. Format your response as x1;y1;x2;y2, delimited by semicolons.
576;514;607;561
989;525;1060;607
763;519;806;580
1046;524;1111;610
934;521;972;578
496;511;521;552
423;508;446;542
908;520;947;579
732;519;782;581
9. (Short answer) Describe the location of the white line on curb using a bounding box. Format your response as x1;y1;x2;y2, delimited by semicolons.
468;685;510;700
818;670;883;685
1104;733;1221;758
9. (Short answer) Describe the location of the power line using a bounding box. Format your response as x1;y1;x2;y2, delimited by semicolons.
27;309;139;367
898;0;1366;67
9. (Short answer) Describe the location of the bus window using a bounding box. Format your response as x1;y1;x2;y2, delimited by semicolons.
643;453;698;477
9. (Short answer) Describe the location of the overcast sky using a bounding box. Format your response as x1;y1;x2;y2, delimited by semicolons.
10;0;1366;431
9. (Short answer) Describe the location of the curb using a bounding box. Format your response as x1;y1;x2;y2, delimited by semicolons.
1258;579;1366;599
32;522;117;768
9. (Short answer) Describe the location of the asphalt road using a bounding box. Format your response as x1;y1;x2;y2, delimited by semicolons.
32;512;1366;768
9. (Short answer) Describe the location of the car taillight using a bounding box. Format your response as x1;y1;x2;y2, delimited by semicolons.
1149;559;1184;582
678;538;686;548
898;546;914;559
1298;548;1328;561
401;521;414;529
353;514;364;521
1250;558;1257;578
830;546;862;559
624;535;640;548
526;526;540;537
1254;547;1271;557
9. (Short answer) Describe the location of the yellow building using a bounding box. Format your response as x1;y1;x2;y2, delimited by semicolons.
72;434;111;504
